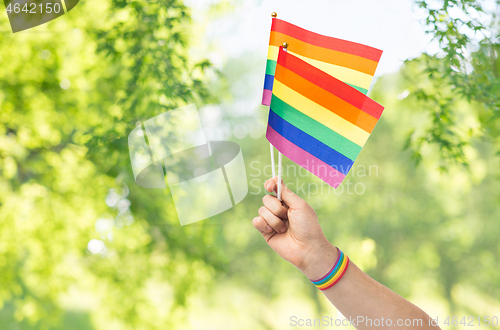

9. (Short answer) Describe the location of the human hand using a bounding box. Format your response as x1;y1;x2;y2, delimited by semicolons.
253;181;439;330
252;177;338;279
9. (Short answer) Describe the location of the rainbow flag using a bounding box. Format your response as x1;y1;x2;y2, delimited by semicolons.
266;47;384;188
262;18;383;106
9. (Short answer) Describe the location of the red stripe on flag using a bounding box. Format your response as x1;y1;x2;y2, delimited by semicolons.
275;63;378;132
271;18;383;63
277;48;384;120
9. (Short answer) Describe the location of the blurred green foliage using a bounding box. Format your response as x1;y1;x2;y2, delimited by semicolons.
0;0;224;328
0;0;499;329
407;0;500;166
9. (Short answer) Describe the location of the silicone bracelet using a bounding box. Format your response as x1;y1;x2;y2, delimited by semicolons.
311;248;350;290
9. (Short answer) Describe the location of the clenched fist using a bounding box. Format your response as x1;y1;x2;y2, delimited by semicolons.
252;177;338;279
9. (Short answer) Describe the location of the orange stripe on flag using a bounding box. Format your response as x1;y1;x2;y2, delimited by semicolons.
270;31;379;76
275;64;377;133
277;48;384;119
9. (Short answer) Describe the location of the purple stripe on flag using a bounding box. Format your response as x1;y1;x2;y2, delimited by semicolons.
266;125;346;188
262;89;272;106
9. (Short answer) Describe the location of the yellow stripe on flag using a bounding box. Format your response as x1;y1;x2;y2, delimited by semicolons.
272;80;369;147
267;45;280;61
267;46;373;91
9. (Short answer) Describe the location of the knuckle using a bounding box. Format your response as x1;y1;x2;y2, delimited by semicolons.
262;194;275;206
252;217;262;228
262;194;270;203
271;206;281;217
268;216;281;227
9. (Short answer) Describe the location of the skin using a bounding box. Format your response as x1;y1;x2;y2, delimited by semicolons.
252;177;441;330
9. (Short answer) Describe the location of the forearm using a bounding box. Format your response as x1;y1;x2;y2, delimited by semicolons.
300;243;440;330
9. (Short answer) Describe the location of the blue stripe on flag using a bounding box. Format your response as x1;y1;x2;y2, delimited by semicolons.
268;109;354;175
264;74;274;91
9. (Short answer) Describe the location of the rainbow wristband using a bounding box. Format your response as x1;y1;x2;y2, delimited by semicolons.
311;248;350;291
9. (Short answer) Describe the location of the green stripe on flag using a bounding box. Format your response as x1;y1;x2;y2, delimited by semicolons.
266;60;277;76
271;95;362;161
346;83;368;95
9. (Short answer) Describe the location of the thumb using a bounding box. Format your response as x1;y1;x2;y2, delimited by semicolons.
265;177;305;209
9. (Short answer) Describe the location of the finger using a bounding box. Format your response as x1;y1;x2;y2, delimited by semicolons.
259;206;287;234
264;177;277;193
263;194;288;220
264;178;305;209
252;216;274;234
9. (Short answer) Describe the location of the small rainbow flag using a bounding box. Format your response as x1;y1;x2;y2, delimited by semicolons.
262;18;383;106
266;47;385;188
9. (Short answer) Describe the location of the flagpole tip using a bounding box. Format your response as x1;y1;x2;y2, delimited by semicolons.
282;42;288;49
271;12;277;18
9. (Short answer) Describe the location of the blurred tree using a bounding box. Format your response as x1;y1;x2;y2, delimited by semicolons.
1;0;500;329
405;0;500;166
0;0;229;328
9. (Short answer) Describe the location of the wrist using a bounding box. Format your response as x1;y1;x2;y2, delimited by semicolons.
299;241;339;280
